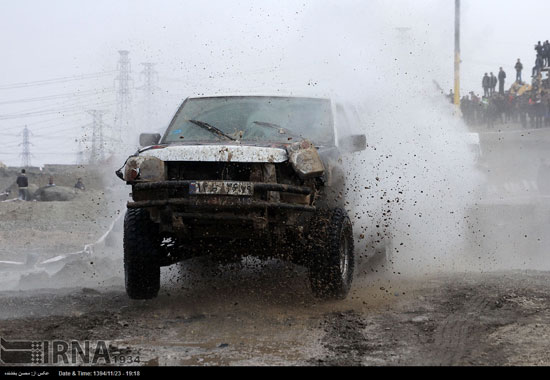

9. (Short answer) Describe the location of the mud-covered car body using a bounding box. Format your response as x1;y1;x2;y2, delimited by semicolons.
117;95;366;299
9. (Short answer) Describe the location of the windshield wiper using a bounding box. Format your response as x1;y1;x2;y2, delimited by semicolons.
251;121;302;139
188;119;236;141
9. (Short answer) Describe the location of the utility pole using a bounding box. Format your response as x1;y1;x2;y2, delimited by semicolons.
87;110;108;163
137;62;159;131
20;126;31;167
114;50;133;151
454;0;461;107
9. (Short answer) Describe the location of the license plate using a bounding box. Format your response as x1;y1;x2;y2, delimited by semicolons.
189;181;254;196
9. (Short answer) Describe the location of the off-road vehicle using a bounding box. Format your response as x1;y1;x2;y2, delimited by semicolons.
116;95;366;300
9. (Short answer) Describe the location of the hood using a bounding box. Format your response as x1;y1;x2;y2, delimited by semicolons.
140;144;288;163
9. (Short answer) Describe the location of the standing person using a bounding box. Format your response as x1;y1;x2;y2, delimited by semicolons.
535;41;543;57
490;72;497;96
498;67;506;95
482;73;490;97
533;55;543;78
515;59;523;83
16;169;29;201
543;40;550;67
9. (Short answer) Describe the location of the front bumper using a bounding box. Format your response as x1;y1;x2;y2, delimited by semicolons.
127;180;316;213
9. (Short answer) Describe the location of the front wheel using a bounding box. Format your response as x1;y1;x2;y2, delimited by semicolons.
123;208;160;299
308;208;354;300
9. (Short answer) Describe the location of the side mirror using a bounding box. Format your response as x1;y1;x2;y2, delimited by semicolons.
139;133;161;147
339;134;366;153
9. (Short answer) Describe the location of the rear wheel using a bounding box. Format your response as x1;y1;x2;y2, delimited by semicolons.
123;208;161;299
308;208;354;300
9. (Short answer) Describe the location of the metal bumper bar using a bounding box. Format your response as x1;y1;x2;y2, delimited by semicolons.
127;197;315;212
132;180;312;195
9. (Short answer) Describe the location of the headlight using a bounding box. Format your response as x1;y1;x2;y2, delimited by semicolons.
123;156;165;182
287;140;325;179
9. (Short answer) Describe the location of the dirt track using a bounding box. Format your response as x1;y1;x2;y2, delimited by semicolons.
1;260;550;366
1;193;550;366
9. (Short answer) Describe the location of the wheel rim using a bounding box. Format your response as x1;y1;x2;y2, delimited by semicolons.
339;233;349;281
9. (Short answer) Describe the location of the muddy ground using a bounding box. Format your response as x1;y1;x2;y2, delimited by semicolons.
1;264;550;366
1;191;550;367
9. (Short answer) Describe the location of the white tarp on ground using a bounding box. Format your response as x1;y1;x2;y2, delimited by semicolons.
0;212;124;289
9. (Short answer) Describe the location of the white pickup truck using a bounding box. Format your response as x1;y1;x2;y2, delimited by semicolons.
117;95;367;300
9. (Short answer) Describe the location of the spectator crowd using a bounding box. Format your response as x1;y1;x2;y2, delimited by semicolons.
453;40;550;129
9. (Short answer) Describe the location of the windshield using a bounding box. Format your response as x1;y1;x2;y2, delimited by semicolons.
162;96;334;145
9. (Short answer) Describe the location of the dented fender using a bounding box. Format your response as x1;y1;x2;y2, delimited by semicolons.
286;141;325;179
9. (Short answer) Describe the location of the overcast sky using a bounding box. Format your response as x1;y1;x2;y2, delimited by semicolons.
1;0;550;167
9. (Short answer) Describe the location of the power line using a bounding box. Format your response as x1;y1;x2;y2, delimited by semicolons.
0;152;77;156
2;113;89;131
33;123;91;138
0;91;116;117
0;100;116;120
31;119;90;134
3;143;21;148
0;95;114;118
0;87;115;106
0;71;117;91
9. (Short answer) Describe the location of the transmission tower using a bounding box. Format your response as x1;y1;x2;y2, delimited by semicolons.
19;126;32;167
113;50;133;151
87;110;108;163
137;62;159;131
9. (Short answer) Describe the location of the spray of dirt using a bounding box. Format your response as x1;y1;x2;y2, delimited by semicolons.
270;1;485;276
273;1;550;276
152;0;545;280
215;0;550;277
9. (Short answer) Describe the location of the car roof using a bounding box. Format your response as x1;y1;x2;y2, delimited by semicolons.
187;94;331;102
